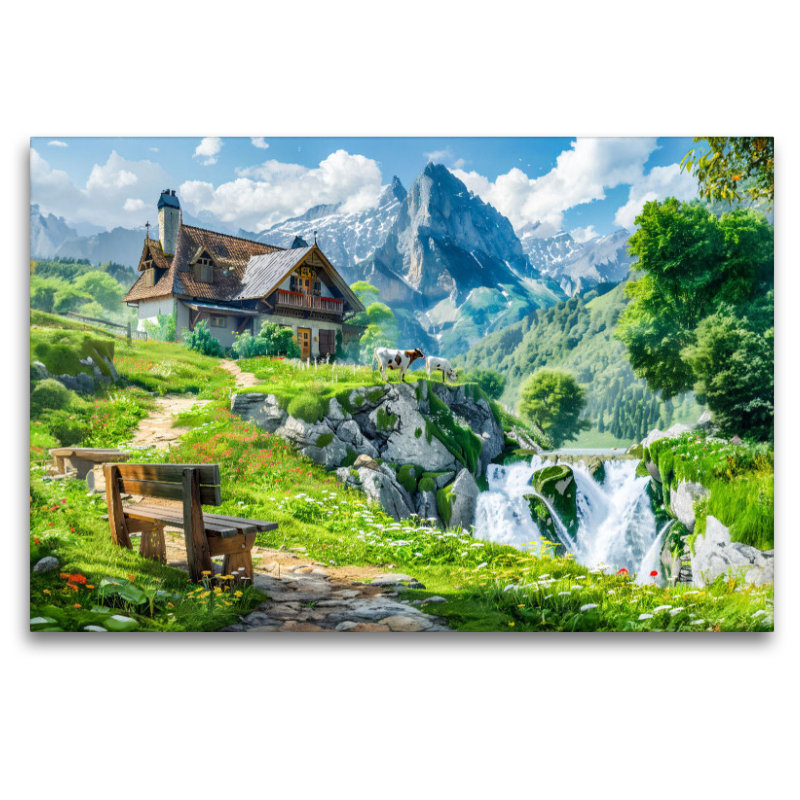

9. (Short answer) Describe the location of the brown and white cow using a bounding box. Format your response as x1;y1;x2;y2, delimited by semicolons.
374;347;425;382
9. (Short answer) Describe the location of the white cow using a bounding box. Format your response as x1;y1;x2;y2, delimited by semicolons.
426;356;458;384
374;347;425;383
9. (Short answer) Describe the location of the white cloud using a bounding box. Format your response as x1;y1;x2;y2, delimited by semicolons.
180;149;384;231
570;225;599;243
454;137;660;231
251;137;270;149
48;140;68;147
194;137;223;166
149;147;159;153
613;164;698;229
424;147;465;170
31;148;171;229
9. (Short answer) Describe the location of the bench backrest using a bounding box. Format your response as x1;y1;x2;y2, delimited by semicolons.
109;463;222;506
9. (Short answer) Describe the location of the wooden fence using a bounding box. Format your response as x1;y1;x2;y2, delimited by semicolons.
63;311;148;343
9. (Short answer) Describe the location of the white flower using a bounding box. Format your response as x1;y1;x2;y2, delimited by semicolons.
580;604;599;612
476;562;488;570
638;613;654;621
652;605;672;613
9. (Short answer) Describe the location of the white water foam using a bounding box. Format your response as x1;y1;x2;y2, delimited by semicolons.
476;455;664;577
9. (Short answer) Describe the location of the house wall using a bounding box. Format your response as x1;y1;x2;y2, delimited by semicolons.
136;297;176;332
278;273;335;298
256;312;341;359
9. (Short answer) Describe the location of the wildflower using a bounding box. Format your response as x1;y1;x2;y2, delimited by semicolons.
74;603;81;609
508;622;515;627
43;589;50;595
34;537;40;545
616;568;629;575
86;584;94;590
649;570;659;577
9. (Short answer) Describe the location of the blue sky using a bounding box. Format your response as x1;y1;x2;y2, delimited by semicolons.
30;136;699;239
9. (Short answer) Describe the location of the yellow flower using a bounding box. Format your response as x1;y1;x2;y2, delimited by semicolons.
234;591;243;598
201;570;212;576
508;622;515;627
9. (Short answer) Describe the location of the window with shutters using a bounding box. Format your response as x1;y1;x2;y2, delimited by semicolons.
143;268;156;287
209;316;227;328
193;254;214;284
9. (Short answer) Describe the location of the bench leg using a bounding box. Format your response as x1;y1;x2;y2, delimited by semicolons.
139;521;166;564
222;551;254;583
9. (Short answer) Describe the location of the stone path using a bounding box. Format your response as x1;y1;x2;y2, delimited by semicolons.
123;386;453;632
220;359;261;388
128;395;208;451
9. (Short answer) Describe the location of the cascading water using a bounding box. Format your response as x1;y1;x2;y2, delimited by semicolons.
474;454;664;577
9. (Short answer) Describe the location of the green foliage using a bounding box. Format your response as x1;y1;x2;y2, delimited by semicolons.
376;406;398;431
73;271;125;311
257;322;301;358
468;368;506;399
437;483;456;527
349;283;400;364
286;394;326;424
616;199;773;441
182;320;225;358
518;369;590;448
30;379;73;415
53;286;93;315
417;476;436;493
315;432;334;448
30;276;61;313
397;464;423;495
681;137;774;209
142;309;177;343
426;389;483;473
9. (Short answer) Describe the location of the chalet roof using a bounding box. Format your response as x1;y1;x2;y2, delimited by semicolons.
122;239;173;302
233;247;314;300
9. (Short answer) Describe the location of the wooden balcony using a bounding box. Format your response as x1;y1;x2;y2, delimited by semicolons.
274;290;343;317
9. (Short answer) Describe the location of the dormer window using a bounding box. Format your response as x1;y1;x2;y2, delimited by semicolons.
193;254;214;284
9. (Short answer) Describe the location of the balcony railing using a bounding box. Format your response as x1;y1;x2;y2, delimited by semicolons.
274;290;343;316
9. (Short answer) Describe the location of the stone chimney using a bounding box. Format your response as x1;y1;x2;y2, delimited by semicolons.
157;189;181;256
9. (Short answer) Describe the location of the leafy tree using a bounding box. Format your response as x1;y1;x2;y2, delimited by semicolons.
256;322;300;358
182;320;225;358
30;276;61;313
53;286;93;315
683;293;774;440
143;310;177;342
349;282;399;364
468;368;506;399
74;271;124;311
617;199;773;399
518;369;590;448
681;137;774;209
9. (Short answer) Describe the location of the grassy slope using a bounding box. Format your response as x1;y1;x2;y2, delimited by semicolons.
29;319;773;632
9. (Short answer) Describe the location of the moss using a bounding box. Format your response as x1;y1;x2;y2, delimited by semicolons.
587;457;605;484
383;461;399;472
340;447;357;468
628;444;644;459
367;388;385;403
376;406;398;432
286;394;328;423
33;341;91;378
417;476;436;493
349;468;360;481
397;464;423;495
315;432;334;448
30;379;73;416
424;391;483;474
635;460;650;478
415;427;422;439
437;483;456;527
530;465;578;537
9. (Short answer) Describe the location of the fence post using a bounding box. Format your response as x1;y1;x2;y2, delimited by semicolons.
126;321;131;344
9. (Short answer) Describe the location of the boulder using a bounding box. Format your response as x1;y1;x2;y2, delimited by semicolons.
415;489;440;525
530;464;578;536
300;436;348;468
325;397;347;426
231;393;287;433
442;468;480;531
353;454;381;472
276;416;335;449
357;468;414;521
670;480;710;531
692;516;775;587
33;556;59;573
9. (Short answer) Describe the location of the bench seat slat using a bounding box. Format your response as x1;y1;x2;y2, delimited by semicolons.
122;505;239;538
113;463;220;485
201;513;278;532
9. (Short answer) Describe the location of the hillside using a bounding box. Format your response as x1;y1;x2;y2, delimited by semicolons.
458;281;702;446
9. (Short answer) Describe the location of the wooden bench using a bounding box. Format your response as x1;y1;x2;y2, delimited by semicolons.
103;463;277;582
50;447;131;479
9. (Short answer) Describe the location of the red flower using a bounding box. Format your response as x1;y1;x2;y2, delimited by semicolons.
34;537;40;545
616;568;629;575
649;570;659;577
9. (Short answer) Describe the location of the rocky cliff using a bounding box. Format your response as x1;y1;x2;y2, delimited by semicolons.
232;380;505;528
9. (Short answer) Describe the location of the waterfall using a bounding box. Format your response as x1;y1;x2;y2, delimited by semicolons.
476;455;663;576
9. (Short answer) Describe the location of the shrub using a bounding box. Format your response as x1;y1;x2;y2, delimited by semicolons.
231;331;261;360
182;321;225;358
469;368;506;399
286;394;327;424
397;464;422;495
30;379;73;416
257;322;301;358
46;409;89;446
143;310;177;343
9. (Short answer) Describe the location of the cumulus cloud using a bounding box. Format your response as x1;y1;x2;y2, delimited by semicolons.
424;147;465;170
48;140;68;147
570;225;599;243
31;148;171;229
194;137;223;165
251;137;270;149
180;149;384;231
454;137;660;231
613;164;698;229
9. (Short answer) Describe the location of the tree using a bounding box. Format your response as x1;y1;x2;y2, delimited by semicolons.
53;286;93;315
74;271;124;311
617;199;773;399
256;322;301;358
349;282;399;364
468;368;506;399
518;369;590;448
681;137;774;209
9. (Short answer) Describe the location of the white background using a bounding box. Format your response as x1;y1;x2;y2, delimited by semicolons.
4;2;796;798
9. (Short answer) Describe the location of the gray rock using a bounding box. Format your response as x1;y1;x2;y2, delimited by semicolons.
416;489;440;525
369;573;417;586
231;393;287;433
357;468;414;520
300;436;347;468
354;454;381;472
32;361;49;380
33;556;59;573
692;516;774;587
433;471;455;489
325;397;347;426
447;468;480;531
671;481;710;531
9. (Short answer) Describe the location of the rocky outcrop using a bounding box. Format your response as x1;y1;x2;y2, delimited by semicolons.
670;480;710;532
530;464;578;537
32;356;117;394
438;469;480;530
691;516;774;587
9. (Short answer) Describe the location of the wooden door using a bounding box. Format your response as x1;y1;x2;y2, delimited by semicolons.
298;327;311;360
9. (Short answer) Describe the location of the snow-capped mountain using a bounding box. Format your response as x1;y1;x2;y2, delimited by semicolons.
252;177;407;271
353;164;565;356
517;225;635;296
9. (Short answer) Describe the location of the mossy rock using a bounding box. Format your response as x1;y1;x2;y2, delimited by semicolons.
636;460;650;478
397;464;424;495
524;494;567;556
587;456;605;484
286;394;328;423
436;483;456;527
376;406;398;432
417;476;436;493
340;447;358;468
530;464;578;537
315;432;334;448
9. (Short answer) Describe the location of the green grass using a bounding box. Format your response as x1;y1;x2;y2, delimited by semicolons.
648;432;773;549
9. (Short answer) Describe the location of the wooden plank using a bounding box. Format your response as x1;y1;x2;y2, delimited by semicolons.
202;512;278;532
207;532;256;557
119;479;221;505
122;505;240;537
139;521;167;564
114;463;220;485
223;550;254;582
104;464;132;550
183;468;213;582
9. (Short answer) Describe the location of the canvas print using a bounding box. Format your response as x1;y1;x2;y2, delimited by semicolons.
29;137;774;633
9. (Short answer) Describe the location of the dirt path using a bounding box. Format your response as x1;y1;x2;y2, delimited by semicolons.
123;388;452;632
220;359;261;388
127;396;209;451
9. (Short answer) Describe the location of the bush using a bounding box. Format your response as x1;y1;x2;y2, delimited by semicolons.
257;322;301;358
143;310;177;343
30;379;73;416
182;320;225;358
231;331;261;360
46;409;89;446
469;368;506;399
286;394;327;423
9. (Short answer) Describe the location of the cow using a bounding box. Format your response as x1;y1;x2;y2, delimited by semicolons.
426;356;458;384
374;347;425;383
